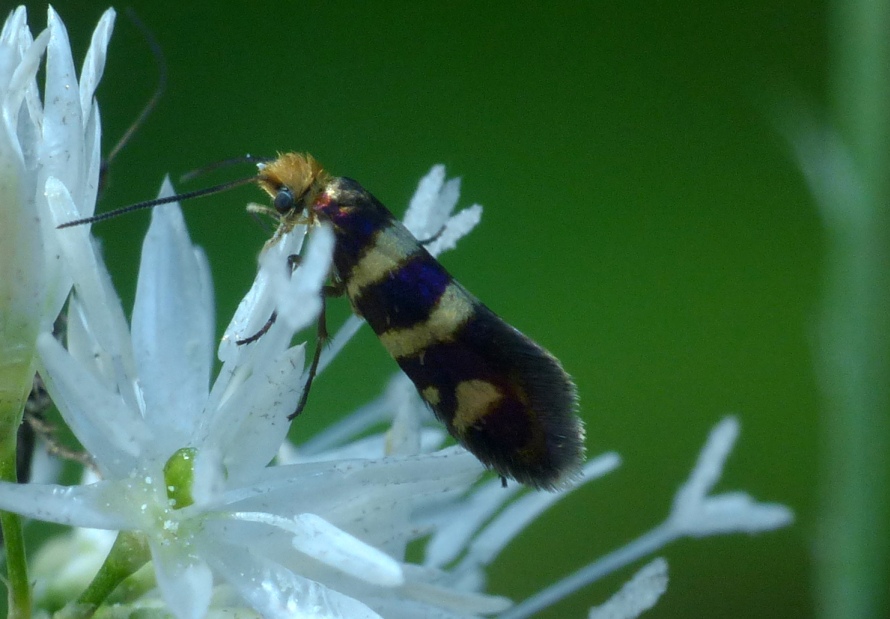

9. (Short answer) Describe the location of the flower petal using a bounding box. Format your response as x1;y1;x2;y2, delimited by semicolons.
1;20;47;167
424;203;482;258
38;332;150;475
219;225;306;363
0;477;139;529
457;453;621;570
271;221;334;333
399;564;513;615
152;539;214;619
587;557;669;619
77;8;114;137
41;8;86;208
403;164;451;237
46;177;141;409
208;542;384;619
76;8;115;221
202;343;305;481
291;513;403;586
132;184;214;450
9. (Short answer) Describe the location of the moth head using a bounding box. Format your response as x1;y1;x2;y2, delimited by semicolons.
256;152;331;228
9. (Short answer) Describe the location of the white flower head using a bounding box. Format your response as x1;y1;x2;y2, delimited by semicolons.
0;5;109;433
7;166;510;619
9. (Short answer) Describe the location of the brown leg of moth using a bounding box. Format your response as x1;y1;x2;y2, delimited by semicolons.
236;311;278;345
236;253;302;345
288;281;344;420
418;224;446;247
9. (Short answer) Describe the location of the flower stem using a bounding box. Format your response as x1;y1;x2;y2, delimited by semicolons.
76;531;150;614
819;0;890;617
0;394;31;619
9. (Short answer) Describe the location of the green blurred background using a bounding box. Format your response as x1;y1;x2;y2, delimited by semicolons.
15;1;837;617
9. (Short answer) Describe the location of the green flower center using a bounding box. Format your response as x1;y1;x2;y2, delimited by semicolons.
163;447;198;509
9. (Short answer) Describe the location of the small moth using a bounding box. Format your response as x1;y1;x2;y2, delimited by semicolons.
256;154;585;490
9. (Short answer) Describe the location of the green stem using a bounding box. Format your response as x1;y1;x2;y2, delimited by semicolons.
75;531;150;616
0;393;31;619
820;0;890;617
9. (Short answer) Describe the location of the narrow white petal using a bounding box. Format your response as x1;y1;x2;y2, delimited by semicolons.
400;564;512;614
682;492;795;537
403;164;446;236
423;478;522;568
436;177;462;220
226;448;482;519
77;8;114;132
1;28;48;165
678;416;739;502
80;101;101;220
222;510;403;587
46;177;141;409
404;167;469;251
273;222;334;332
152;540;214;619
461;453;621;569
65;294;113;389
385;373;425;456
316;314;365;374
400;582;512;616
208;543;384;619
189;446;227;508
288;428;447;465
425;203;482;257
218;267;274;365
587;558;669;619
204;344;305;482
38;332;150;475
132;185;214;448
42;8;85;207
670;416;741;527
289;513;404;586
0;7;27;47
0;478;138;529
221;225;306;362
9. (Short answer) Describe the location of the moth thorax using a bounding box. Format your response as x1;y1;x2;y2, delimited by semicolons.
257;152;330;204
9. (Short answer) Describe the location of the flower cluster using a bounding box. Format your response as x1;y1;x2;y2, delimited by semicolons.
0;7;793;619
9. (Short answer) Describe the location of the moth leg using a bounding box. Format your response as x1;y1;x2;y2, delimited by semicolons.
288;280;344;420
418;224;446;247
236;311;278;345
236;254;302;346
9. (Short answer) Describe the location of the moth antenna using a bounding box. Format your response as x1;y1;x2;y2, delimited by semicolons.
101;8;167;173
58;175;257;229
180;154;272;183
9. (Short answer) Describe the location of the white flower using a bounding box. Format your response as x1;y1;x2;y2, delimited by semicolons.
0;4;109;446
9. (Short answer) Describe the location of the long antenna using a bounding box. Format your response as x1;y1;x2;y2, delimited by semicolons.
100;8;168;179
58;175;257;229
180;154;271;183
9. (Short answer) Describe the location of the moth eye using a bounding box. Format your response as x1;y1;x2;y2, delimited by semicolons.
273;187;295;213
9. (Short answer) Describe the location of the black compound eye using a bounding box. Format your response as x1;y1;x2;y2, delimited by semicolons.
273;187;295;213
